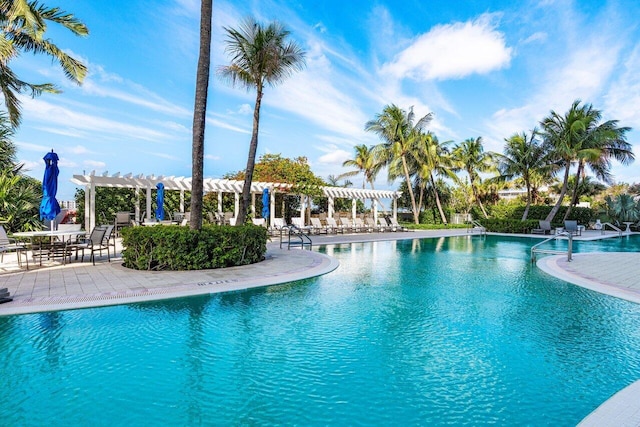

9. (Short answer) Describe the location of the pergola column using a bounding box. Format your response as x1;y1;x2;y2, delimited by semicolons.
84;183;91;230
351;198;357;221
135;187;140;224
146;187;152;222
300;195;306;224
217;192;223;214
328;196;334;218
373;198;378;221
234;193;239;220
180;190;185;213
393;197;398;220
270;190;275;225
251;193;256;218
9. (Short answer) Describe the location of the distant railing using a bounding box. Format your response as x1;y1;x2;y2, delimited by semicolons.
467;220;486;235
601;222;623;236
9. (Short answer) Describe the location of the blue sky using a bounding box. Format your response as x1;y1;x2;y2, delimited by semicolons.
11;0;640;200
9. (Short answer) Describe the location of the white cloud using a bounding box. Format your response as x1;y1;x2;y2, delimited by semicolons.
237;104;252;115
381;14;512;81
67;145;90;155
15;141;50;152
207;117;251;134
318;148;350;165
605;43;640;128
205;154;221;160
34;126;87;138
522;31;547;44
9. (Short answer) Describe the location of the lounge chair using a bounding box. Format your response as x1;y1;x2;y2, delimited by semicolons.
338;217;354;233
291;217;313;234
324;217;344;234
377;217;392;232
563;220;582;236
354;217;372;233
388;217;408;232
531;220;552;235
310;217;328;234
365;217;384;232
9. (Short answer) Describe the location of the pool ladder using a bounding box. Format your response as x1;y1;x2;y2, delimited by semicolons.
467;220;486;235
279;225;313;250
531;231;573;263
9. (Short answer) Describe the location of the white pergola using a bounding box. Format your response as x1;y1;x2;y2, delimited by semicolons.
71;172;402;230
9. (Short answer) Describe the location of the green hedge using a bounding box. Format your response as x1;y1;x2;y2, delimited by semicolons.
121;224;267;271
478;218;540;233
509;206;595;224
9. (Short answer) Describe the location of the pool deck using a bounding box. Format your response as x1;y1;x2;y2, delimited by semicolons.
1;227;638;425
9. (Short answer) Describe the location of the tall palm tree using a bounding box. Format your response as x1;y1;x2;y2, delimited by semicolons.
562;116;633;220
0;0;88;127
338;144;381;189
366;104;432;224
413;132;457;224
452;137;495;219
494;130;548;220
219;18;305;225
541;100;633;223
188;0;213;230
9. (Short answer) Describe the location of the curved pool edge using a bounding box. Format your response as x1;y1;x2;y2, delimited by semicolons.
0;248;339;316
536;252;640;305
578;380;640;426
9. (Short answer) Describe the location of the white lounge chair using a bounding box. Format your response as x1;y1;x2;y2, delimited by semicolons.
325;217;344;234
377;217;391;232
291;217;312;234
0;225;29;269
366;217;384;232
338;217;354;233
354;217;372;233
387;217;409;232
310;217;328;234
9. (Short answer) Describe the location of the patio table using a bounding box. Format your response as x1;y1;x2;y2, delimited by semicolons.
12;230;87;265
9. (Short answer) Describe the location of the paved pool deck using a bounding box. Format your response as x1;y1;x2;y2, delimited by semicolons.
1;227;638;425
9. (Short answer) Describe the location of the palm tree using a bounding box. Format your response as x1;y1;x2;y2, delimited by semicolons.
338;144;381;189
494;130;548;220
413;132;457;224
563;116;633;220
541;100;633;223
188;0;213;230
219;18;305;225
452;137;495;219
605;194;639;223
366;104;432;224
0;0;88;127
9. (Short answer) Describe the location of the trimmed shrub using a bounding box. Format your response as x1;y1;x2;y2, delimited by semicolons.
478;218;539;234
121;224;267;271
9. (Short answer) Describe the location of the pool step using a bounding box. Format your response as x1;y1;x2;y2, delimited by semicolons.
0;288;12;304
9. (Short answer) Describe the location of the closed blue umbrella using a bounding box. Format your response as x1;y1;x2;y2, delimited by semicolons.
155;183;165;221
39;150;61;229
261;188;270;223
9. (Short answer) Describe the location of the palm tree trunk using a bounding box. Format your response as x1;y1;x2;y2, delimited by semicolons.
470;177;488;218
401;155;419;224
189;0;213;230
237;85;263;225
522;177;532;221
417;184;424;216
563;160;584;221
431;173;448;224
545;162;571;223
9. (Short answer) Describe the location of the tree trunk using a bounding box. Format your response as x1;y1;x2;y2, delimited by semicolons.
545;162;571;223
237;85;263;225
189;0;213;230
522;177;531;221
431;173;448;224
401;155;419;224
563;160;584;221
470;176;488;218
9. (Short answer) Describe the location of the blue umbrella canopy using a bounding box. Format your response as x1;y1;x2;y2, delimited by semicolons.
261;188;270;221
39;150;61;224
155;183;165;221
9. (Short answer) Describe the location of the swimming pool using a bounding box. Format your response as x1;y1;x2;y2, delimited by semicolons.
1;235;640;425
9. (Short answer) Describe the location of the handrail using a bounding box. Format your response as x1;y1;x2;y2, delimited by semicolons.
467;220;486;235
531;231;573;262
601;222;623;236
279;225;312;250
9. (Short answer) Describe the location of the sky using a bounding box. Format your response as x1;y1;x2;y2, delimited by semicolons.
10;0;640;201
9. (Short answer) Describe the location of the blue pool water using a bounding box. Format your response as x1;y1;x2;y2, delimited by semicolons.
1;235;640;425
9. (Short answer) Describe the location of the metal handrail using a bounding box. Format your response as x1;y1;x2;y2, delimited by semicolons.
531;231;573;262
467;220;486;235
279;225;312;250
601;222;623;236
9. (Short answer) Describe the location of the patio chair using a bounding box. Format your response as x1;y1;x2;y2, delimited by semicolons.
377;217;392;232
0;225;29;269
338;217;354;233
101;225;116;258
324;217;344;234
291;217;312;234
354;217;372;233
563;220;582;236
531;220;552;235
269;218;287;236
252;218;267;228
366;217;384;232
72;226;109;265
114;212;131;237
309;217;328;234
